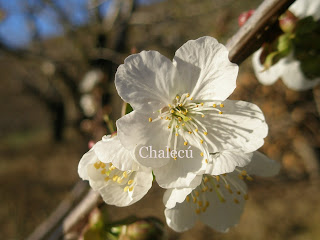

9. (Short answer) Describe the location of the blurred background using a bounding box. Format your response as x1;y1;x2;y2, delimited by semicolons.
1;0;320;239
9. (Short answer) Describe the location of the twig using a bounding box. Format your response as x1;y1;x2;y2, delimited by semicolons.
226;0;296;65
25;181;88;240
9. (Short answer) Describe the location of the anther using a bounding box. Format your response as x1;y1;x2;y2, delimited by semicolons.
213;104;216;107
205;159;208;163
195;191;199;197
200;102;204;106
175;133;179;136
195;128;198;132
168;125;171;129
128;180;134;185
244;194;249;200
246;176;254;181
201;114;205;118
234;198;239;204
104;177;110;182
203;177;209;183
112;175;118;181
123;172;128;178
200;152;204;157
190;97;193;100
176;125;179;128
129;186;134;192
200;139;204;144
184;141;188;145
186;196;190;202
204;132;208;135
195;208;201;214
94;161;102;169
220;103;224;108
148;117;152;122
216;176;220;182
219;111;223;114
198;201;203;207
124;186;129;192
101;169;106;174
117;178;123;184
186;93;190;97
170;109;174;113
100;163;106;168
188;131;192;134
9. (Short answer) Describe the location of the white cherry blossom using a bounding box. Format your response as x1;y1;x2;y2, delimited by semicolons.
115;36;268;188
163;151;280;232
78;135;153;207
252;0;320;90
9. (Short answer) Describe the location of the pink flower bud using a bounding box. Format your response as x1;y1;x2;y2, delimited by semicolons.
279;11;298;33
238;9;255;27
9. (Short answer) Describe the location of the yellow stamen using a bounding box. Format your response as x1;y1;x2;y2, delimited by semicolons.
129;186;134;192
213;104;216;107
123;172;128;178
200;139;204;144
112;175;118;181
184;141;188;145
200;152;204;157
94;161;102;169
200;102;204;106
124;186;129;192
205;159;208;163
195;128;198;132
220;103;224;108
204;131;208;135
186;196;190;202
148;117;152;122
219;111;223;114
201;114;205;118
128;180;134;185
234;198;239;204
104;177;110;181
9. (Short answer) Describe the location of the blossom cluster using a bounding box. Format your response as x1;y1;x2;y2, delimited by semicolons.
78;36;280;232
252;0;320;90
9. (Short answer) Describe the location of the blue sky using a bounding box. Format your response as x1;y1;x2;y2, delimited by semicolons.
0;0;162;48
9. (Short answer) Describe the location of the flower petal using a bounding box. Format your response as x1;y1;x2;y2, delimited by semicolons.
78;148;97;180
200;175;246;232
115;51;178;113
252;48;284;86
99;170;153;207
280;55;320;90
174;36;238;101
289;0;320;20
117;111;171;168
163;184;195;209
153;143;204;188
203;100;268;153
207;151;253;176
164;201;197;232
94;135;138;171
243;151;281;177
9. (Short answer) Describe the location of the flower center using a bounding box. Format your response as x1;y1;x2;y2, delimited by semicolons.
185;170;252;215
93;160;135;192
148;93;224;161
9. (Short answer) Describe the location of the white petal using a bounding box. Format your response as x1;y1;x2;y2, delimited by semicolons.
208;151;253;176
204;100;268;153
163;186;194;209
200;174;246;232
117;111;171;168
174;36;238;101
153;143;204;188
280;55;320;90
78;149;97;180
164;201;197;232
94;135;138;171
252;48;284;86
115;51;178;113
289;0;320;20
243;151;281;177
100;170;153;207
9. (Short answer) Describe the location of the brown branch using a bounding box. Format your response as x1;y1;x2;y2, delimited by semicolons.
25;181;88;240
226;0;296;65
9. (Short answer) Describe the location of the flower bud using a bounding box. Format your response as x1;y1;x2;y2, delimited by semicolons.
119;217;166;240
238;9;255;27
279;11;298;33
